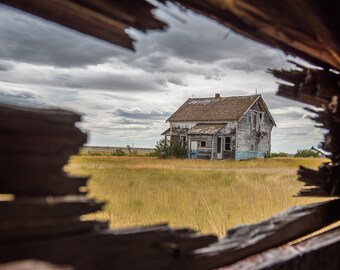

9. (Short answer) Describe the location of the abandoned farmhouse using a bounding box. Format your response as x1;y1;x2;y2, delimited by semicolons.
163;94;276;160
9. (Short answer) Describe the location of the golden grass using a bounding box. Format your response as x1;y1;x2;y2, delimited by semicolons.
65;156;329;236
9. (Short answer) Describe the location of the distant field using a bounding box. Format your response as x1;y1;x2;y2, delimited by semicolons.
80;146;153;155
65;156;329;236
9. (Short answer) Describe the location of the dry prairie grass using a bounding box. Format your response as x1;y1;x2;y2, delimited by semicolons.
65;156;329;236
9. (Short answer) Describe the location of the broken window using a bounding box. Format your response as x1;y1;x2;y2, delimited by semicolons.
247;111;251;124
225;136;231;150
200;141;206;147
165;135;170;146
251;144;254;151
259;112;263;123
250;111;262;132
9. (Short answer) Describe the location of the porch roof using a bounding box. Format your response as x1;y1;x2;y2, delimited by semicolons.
187;124;224;135
161;128;170;135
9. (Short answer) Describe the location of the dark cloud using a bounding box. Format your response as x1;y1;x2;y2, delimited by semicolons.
115;119;150;125
0;61;13;71
131;7;287;72
168;77;187;86
0;5;127;68
114;107;171;120
0;67;169;92
62;72;168;91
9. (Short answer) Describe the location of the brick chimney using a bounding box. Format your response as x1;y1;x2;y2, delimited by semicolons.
215;93;220;99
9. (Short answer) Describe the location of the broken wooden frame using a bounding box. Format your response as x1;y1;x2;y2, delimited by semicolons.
1;0;340;269
220;226;340;270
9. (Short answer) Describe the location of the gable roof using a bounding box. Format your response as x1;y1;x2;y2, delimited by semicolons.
167;94;269;122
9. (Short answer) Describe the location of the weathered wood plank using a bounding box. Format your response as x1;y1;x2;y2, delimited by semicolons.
0;220;108;242
0;174;88;196
0;197;104;220
219;226;340;270
167;0;340;69
0;153;69;173
0;115;79;134
0;133;86;155
186;199;340;270
0;104;81;125
0;224;203;270
1;0;166;50
0;260;72;270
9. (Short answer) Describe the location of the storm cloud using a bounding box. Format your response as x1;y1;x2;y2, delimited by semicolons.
114;107;171;120
0;5;124;68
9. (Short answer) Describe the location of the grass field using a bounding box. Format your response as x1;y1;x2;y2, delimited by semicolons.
65;156;329;236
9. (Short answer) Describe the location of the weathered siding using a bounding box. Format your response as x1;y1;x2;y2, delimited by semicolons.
235;100;273;160
210;123;237;159
187;135;213;159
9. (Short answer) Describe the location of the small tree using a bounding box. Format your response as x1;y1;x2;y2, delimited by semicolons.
294;148;320;158
154;139;172;159
126;144;138;156
154;139;187;159
170;139;187;158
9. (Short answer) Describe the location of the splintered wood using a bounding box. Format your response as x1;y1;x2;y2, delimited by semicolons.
1;0;340;269
187;199;340;270
219;226;340;270
269;62;340;196
0;260;73;270
0;0;166;50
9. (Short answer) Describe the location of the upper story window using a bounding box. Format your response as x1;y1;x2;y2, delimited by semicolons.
225;136;231;150
250;111;264;132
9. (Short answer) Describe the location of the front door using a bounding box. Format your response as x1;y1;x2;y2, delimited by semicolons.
217;137;222;159
190;140;198;159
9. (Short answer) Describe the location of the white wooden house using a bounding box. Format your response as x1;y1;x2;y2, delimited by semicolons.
162;94;276;160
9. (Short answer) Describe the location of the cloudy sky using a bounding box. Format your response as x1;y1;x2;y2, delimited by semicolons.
0;3;324;153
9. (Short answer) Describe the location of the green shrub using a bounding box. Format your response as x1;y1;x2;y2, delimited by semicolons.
154;139;187;159
111;149;127;156
270;152;288;158
87;151;102;156
294;149;320;158
154;139;172;159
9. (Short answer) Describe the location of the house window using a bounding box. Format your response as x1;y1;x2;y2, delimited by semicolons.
180;135;186;145
251;112;256;131
200;141;206;147
165;135;170;145
224;136;231;151
259;112;263;124
251;144;254;151
250;111;263;132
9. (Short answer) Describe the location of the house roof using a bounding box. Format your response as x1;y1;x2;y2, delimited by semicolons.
167;94;267;122
187;124;225;135
161;128;170;135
